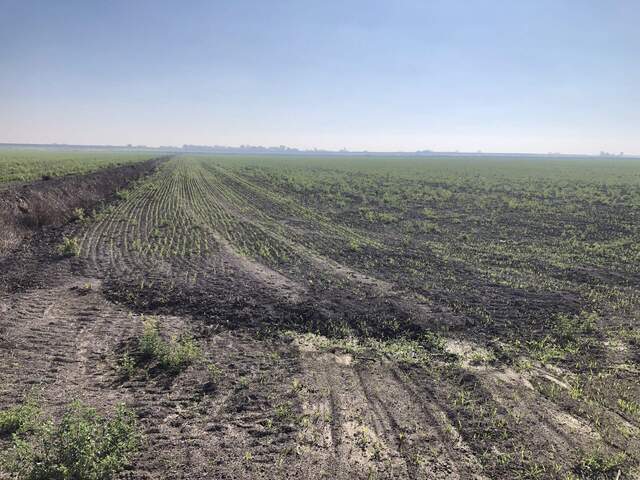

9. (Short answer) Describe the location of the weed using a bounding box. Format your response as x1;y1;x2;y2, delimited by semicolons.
574;450;626;479
355;429;371;450
57;236;80;257
206;362;223;384
131;239;143;252
617;398;640;418
275;402;294;420
291;378;302;393
118;351;136;379
138;317;165;359
523;462;546;478
349;239;362;252
1;401;140;480
268;351;281;361
116;189;130;200
161;335;201;371
73;207;86;222
134;317;201;374
0;397;40;435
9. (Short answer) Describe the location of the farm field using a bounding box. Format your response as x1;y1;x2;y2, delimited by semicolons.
1;154;640;479
0;149;158;186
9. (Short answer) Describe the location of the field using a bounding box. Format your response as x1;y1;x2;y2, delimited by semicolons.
1;154;640;479
0;149;157;185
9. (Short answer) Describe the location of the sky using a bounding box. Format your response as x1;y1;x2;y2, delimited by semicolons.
1;0;639;154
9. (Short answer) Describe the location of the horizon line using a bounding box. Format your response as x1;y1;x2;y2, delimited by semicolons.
0;141;637;159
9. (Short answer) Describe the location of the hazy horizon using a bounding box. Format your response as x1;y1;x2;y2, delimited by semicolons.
2;0;639;155
1;141;639;158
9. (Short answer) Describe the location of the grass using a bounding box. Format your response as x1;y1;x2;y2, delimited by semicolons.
0;400;140;480
0;150;156;185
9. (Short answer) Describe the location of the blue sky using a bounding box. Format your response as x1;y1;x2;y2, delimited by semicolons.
1;0;639;154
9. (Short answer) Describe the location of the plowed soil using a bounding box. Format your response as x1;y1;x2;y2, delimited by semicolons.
1;155;638;479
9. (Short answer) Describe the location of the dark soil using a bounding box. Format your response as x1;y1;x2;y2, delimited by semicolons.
0;156;168;256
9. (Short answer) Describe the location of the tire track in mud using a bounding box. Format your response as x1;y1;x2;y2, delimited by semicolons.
0;277;138;412
294;344;487;479
354;366;486;479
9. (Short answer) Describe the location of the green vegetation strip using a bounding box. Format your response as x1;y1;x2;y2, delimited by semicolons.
0;150;158;185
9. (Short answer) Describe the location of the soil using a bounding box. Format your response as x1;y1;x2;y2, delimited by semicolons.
0;156;168;255
1;158;637;479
